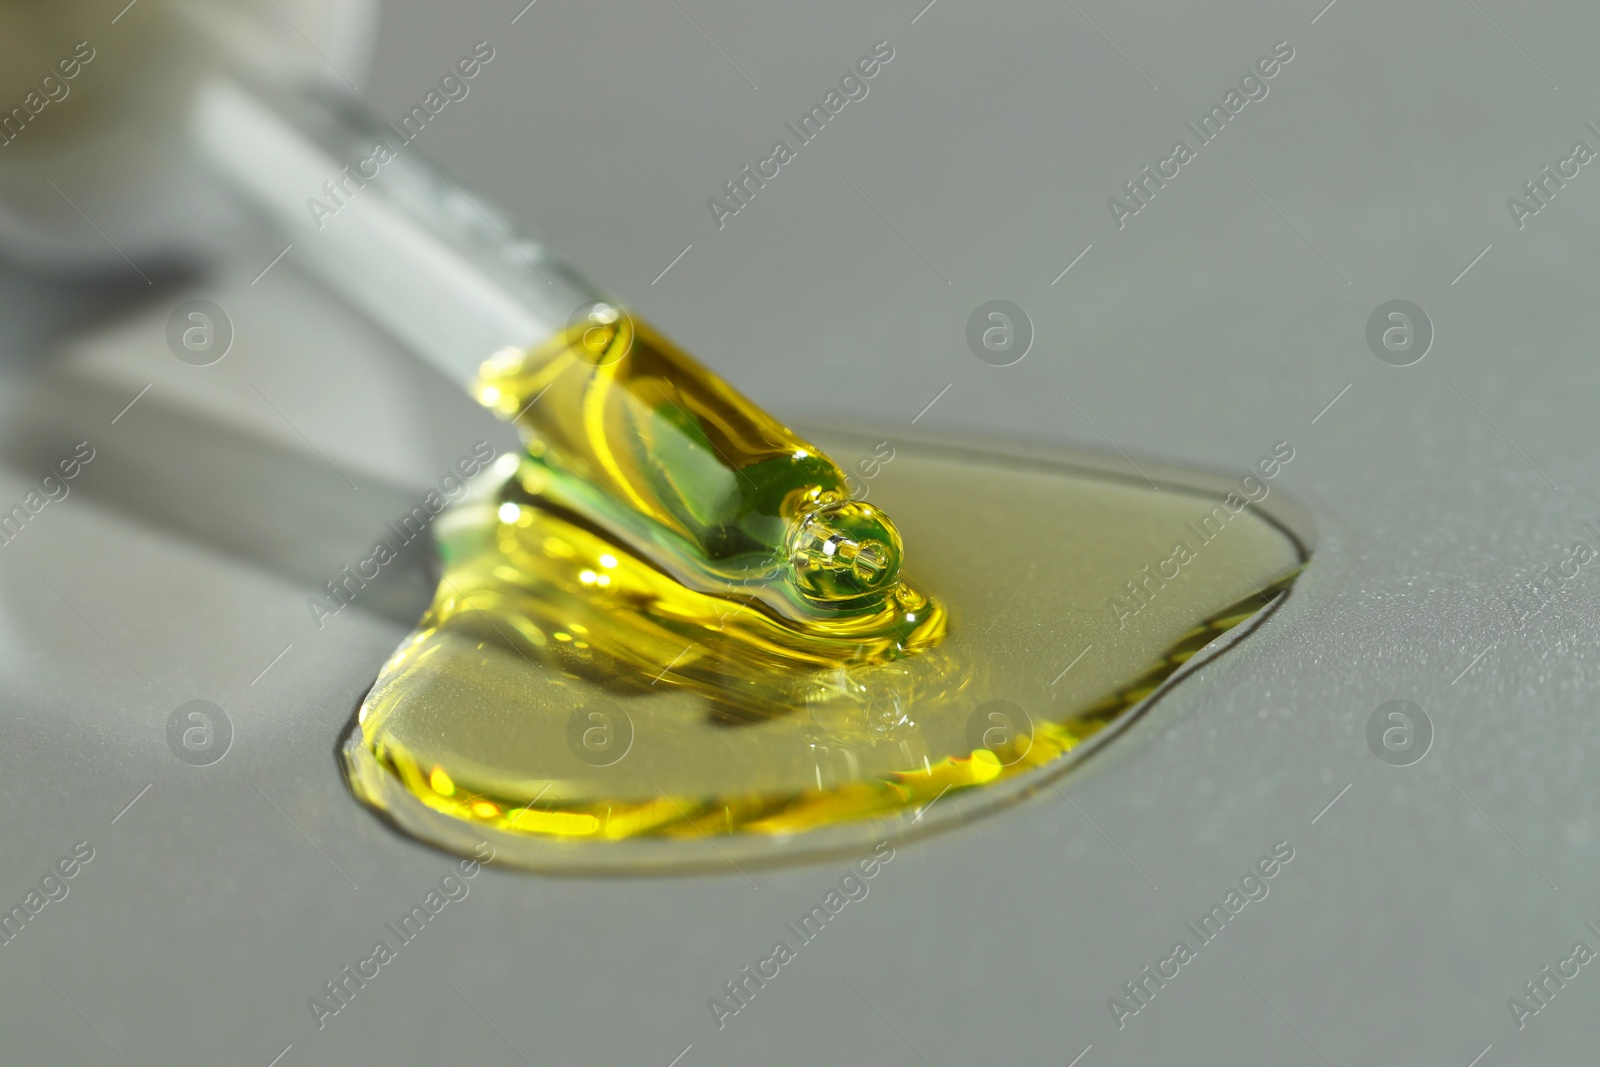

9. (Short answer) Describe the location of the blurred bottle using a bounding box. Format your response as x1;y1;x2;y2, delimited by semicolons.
0;0;376;273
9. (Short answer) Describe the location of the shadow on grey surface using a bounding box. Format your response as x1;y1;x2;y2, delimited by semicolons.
0;254;194;375
0;369;439;629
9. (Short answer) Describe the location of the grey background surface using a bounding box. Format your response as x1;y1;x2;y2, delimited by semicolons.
3;0;1599;1064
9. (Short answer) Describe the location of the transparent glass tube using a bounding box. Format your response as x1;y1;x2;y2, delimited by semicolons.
191;73;603;388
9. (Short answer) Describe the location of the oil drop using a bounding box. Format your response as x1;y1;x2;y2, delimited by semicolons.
342;310;1308;871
